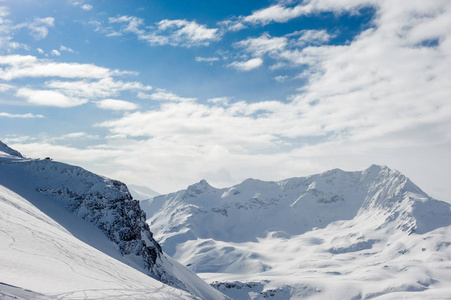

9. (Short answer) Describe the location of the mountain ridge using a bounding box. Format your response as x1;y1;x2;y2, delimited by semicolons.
0;141;228;300
142;164;451;299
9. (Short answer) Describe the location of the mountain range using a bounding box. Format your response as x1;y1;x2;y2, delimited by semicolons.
142;164;451;299
1;140;451;299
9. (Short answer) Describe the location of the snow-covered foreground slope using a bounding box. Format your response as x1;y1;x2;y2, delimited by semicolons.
0;184;196;299
0;142;227;300
143;166;451;299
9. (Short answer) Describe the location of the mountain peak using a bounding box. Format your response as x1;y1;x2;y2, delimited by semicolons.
0;140;23;158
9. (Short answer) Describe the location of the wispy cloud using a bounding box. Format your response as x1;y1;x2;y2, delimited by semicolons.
0;112;44;118
228;57;263;71
234;33;288;57
59;45;76;54
107;15;221;47
138;89;196;102
15;17;55;40
0;55;119;80
195;56;220;62
46;77;151;99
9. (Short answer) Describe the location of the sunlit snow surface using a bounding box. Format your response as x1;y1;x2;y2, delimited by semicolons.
144;166;451;299
0;183;197;299
0;147;227;300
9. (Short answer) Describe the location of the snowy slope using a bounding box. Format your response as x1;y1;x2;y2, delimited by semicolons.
0;184;197;299
0;142;227;300
143;166;451;299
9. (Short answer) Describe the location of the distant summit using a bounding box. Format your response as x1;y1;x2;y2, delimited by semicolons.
0;140;23;158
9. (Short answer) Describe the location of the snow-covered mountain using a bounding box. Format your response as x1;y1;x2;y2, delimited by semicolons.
143;166;451;299
0;142;227;300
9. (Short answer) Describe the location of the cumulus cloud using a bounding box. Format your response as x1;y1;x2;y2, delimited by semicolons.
207;97;231;105
60;45;75;53
16;88;88;107
81;4;93;11
51;49;61;56
228;57;263;71
108;15;221;47
96;99;138;111
0;54;153;110
0;112;44;118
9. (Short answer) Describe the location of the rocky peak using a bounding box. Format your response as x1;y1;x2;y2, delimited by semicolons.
0;140;23;158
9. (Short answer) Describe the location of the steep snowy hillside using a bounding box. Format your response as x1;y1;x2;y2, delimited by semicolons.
0;184;196;299
0;142;227;300
143;166;451;299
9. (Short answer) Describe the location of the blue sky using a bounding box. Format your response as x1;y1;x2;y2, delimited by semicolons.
1;0;450;201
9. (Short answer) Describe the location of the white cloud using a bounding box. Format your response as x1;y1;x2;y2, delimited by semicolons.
0;54;117;80
108;15;221;47
46;77;152;99
16;88;88;107
138;89;196;102
60;45;75;53
96;99;138;111
89;0;451;200
195;56;220;62
51;49;61;56
58;132;98;139
81;4;93;11
7;142;124;163
288;29;334;46
207;97;230;105
0;7;27;51
234;33;288;57
274;75;288;82
16;17;55;40
242;4;311;25
37;48;44;54
0;83;14;92
228;57;263;71
0;112;44;118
